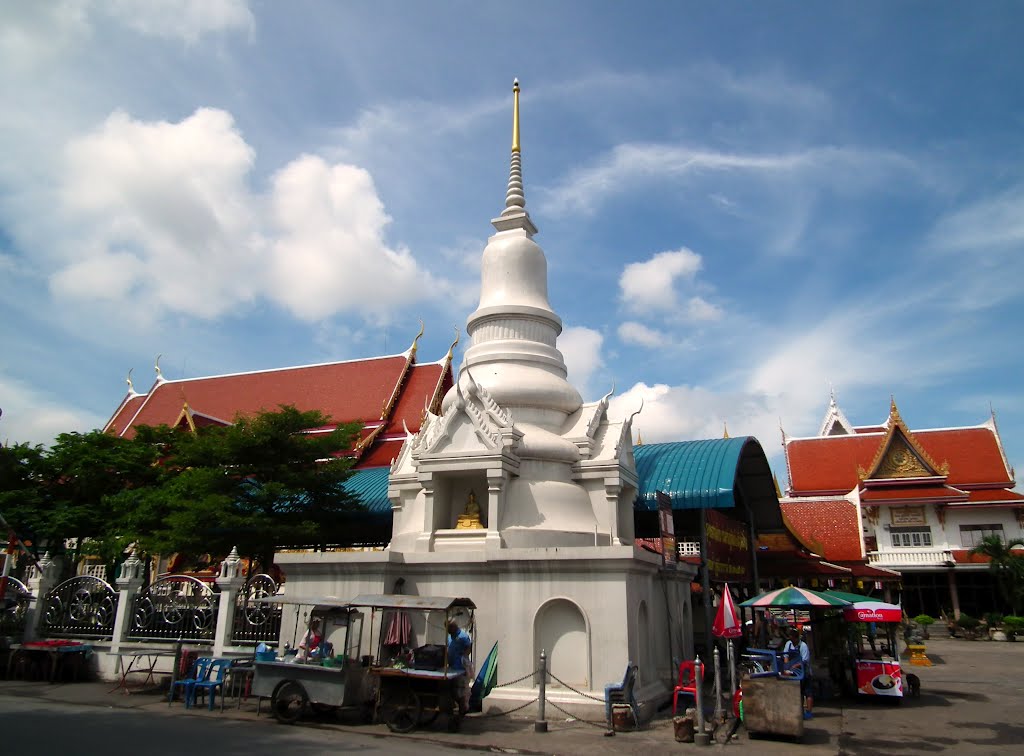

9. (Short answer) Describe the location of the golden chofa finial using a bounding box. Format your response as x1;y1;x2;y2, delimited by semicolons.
512;78;521;154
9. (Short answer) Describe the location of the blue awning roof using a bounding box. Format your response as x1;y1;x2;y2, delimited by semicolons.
341;466;391;515
633;437;784;532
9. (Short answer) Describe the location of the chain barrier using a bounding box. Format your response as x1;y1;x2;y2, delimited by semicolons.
545;671;606;702
493;667;541;688
545;698;609;729
473;696;540;719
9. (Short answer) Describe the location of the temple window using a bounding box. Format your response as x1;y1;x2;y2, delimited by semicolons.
959;524;1004;548
890;528;932;548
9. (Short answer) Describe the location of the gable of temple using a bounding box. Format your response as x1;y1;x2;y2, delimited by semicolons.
103;330;455;469
784;397;1015;497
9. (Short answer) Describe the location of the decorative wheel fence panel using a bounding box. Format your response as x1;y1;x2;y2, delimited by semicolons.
41;575;119;639
231;573;282;645
128;575;219;642
1;577;33;636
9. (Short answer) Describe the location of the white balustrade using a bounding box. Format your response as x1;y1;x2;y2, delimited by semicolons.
868;549;953;566
677;541;701;557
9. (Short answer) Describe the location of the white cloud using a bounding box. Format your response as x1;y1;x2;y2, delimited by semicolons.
103;0;254;42
686;296;723;322
929;187;1024;253
543;142;919;217
618;321;669;348
267;155;438;323
55;108;261;318
559;326;604;400
0;2;90;70
0;374;105;447
46;108;453;327
619;248;703;312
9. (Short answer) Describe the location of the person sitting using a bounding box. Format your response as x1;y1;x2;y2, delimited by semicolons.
295;618;323;662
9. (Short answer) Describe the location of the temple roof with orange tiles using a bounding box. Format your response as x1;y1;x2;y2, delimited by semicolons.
103;328;455;470
777;394;1019;568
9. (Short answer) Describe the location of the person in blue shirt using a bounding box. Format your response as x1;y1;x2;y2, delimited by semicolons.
447;620;473;714
783;628;813;719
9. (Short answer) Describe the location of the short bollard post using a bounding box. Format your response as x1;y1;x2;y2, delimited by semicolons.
535;648;548;733
694;655;710;746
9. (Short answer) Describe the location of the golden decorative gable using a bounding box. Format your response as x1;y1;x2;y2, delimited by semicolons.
857;399;949;480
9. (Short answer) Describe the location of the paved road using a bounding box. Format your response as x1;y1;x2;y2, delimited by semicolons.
0;697;492;756
1;636;1020;755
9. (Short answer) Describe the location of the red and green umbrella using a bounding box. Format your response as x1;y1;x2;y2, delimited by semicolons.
739;586;852;608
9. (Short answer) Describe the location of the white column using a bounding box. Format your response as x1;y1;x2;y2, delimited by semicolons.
24;552;60;642
213;546;246;656
111;549;145;653
486;471;505;549
605;482;621;546
415;478;436;552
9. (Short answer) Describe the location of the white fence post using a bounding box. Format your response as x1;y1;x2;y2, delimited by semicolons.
23;552;60;642
111;549;145;653
213;547;246;656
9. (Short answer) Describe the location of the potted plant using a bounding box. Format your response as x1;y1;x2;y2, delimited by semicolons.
984;612;1006;640
1003;616;1024;641
913;614;935;640
956;613;981;640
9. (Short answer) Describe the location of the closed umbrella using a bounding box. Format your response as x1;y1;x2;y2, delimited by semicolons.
712;584;742;710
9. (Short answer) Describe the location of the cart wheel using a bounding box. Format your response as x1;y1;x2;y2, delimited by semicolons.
382;688;421;733
272;680;308;724
419;709;440;727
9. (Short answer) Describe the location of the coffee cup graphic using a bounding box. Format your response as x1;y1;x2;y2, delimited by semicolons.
871;674;896;691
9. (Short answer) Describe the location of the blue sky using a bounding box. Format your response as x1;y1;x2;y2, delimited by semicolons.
1;1;1022;487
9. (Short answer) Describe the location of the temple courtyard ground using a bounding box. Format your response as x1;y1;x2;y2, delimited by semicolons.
0;635;1019;754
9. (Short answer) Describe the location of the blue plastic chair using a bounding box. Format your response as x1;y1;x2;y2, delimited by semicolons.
188;658;232;710
604;662;640;732
169;656;213;705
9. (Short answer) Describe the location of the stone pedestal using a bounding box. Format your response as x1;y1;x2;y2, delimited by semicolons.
111;550;145;653
24;552;60;642
213;547;246;656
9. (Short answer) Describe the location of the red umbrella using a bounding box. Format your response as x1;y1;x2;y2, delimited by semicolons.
712;583;742;638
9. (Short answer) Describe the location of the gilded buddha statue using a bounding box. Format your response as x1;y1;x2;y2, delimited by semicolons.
455;490;484;529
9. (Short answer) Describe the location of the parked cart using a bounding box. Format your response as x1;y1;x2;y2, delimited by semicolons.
250;596;371;723
352;594;476;733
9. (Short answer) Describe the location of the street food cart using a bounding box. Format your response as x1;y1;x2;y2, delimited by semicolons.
251;595;371;723
352;593;476;734
833;594;904;699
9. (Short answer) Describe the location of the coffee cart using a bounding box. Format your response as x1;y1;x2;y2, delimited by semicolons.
352;594;476;734
840;597;904;699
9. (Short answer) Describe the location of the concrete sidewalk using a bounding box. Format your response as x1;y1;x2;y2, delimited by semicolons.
0;674;842;755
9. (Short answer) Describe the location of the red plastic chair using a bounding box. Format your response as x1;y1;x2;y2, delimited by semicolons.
672;660;698;715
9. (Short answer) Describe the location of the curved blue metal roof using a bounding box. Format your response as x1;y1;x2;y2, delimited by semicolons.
342;466;391;515
633;437;753;511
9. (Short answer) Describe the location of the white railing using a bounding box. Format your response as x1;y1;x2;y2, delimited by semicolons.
677;541;701;557
868;549;953;567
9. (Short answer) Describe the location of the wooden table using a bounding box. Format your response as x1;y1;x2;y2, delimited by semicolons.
109;647;177;693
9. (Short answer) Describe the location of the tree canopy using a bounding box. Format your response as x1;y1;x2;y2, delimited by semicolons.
969;534;1024;615
0;406;366;577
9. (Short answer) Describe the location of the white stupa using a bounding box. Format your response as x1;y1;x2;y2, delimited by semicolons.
279;80;696;716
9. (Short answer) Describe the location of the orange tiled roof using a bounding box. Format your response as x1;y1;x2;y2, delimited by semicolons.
787;424;1013;494
779;499;863;562
103;349;453;470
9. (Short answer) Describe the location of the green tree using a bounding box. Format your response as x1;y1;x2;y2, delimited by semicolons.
136;406;363;569
0;432;165;577
970;534;1024;615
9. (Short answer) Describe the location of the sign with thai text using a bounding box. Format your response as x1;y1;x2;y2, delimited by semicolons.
657;491;676;569
890;506;926;527
705;509;751;583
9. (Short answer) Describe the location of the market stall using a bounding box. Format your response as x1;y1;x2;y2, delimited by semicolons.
827;591;904;699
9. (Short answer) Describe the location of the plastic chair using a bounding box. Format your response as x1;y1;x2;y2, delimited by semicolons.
169;656;213;705
188;658;232;710
604;662;640;731
672;660;698;715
